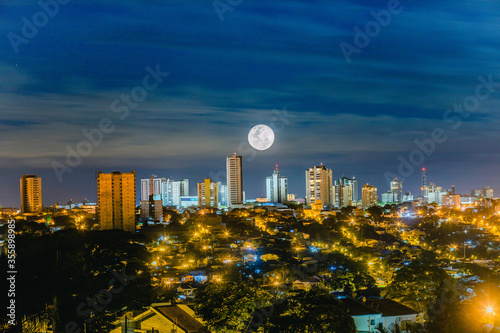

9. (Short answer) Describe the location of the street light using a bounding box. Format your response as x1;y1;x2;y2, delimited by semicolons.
486;306;495;316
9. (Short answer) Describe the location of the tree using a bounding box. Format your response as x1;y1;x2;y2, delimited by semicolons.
383;252;450;313
367;206;383;222
194;282;272;332
263;288;356;333
0;230;154;332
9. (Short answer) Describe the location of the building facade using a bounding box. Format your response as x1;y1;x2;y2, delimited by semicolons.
362;184;377;208
266;166;288;203
333;176;357;207
226;154;243;207
197;179;219;208
162;178;189;207
390;178;403;202
305;164;333;206
140;175;163;221
20;175;42;214
442;194;461;209
96;171;136;232
218;183;227;207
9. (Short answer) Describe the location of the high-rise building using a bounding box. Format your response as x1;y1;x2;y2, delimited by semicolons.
162;178;189;207
226;154;243;207
423;182;446;205
333;176;357;207
483;186;494;199
352;176;358;202
96;171;136;232
197;179;219;208
266;165;288;203
390;178;403;202
361;184;377;208
20;175;42;214
140;175;163;221
218;183;228;207
421;168;427;197
305;164;333;206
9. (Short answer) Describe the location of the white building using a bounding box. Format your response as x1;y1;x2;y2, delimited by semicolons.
163;178;189;207
423;183;446;205
266;166;288;203
218;183;228;207
180;196;198;208
403;191;414;202
343;298;420;333
390;178;403;202
382;191;397;205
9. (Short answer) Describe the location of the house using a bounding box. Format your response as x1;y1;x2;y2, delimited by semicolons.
364;299;420;331
343;298;420;332
161;276;180;286
181;275;195;283
292;276;321;290
178;282;201;299
109;303;209;333
343;298;383;333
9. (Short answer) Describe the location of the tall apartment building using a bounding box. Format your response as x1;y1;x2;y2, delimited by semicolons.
266;165;288;203
333;176;357;207
140;175;163;221
217;183;228;207
361;184;378;208
305;164;332;206
390;178;403;202
197;179;219;208
96;171;136;232
163;178;189;207
226;154;243;207
20;175;42;214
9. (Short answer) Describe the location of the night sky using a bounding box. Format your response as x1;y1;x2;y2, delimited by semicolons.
2;0;500;207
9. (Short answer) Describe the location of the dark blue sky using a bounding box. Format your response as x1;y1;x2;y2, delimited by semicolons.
1;0;500;207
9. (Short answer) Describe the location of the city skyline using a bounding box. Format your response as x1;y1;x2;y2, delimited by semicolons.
2;1;500;207
3;161;496;208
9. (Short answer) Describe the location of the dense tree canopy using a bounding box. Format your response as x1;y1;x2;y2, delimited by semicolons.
263;288;356;333
0;229;154;332
194;282;272;332
383;252;450;313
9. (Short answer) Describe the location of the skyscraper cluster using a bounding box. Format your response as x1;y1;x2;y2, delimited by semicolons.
20;162;496;234
334;176;358;208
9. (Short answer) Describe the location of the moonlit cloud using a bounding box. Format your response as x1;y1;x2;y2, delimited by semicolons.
1;0;500;206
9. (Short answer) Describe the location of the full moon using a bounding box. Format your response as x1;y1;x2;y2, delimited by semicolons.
248;124;275;151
